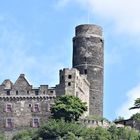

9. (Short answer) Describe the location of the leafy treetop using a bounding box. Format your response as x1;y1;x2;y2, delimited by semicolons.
51;95;87;122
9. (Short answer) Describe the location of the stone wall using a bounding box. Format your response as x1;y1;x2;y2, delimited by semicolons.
56;68;90;116
79;118;110;128
73;24;104;116
0;74;55;140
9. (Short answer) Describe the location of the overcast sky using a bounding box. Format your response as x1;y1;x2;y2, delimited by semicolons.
0;0;140;120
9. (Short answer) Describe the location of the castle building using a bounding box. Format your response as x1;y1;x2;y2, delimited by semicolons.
0;24;104;137
73;24;104;116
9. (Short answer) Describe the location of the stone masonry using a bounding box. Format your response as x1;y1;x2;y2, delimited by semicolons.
0;70;90;136
0;74;55;135
0;24;104;138
56;68;90;116
73;24;104;116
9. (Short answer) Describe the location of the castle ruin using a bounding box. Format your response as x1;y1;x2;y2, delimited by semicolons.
0;24;104;137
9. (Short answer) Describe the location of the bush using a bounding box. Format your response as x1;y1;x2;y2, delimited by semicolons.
33;119;86;140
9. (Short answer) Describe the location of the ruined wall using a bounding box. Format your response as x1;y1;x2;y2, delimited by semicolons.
56;68;90;116
0;74;55;139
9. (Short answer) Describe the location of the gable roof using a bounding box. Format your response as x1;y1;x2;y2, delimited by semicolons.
14;74;32;89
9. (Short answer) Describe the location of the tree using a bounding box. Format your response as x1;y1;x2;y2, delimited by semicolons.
117;127;140;140
129;98;140;110
62;132;83;140
113;116;124;122
12;129;37;140
131;113;140;122
108;125;119;140
33;119;86;140
0;134;5;140
82;127;111;140
51;95;87;121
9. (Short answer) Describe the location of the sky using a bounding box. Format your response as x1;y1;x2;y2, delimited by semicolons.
0;0;140;120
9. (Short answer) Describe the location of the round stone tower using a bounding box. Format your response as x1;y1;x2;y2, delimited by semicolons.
72;24;104;116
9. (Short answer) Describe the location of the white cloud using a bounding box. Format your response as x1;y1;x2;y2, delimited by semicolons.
56;0;140;34
116;84;140;119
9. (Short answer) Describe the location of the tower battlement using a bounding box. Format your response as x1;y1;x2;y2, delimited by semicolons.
75;24;102;37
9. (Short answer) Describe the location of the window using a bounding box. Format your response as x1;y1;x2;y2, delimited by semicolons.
50;90;53;93
68;75;72;79
61;75;64;81
27;91;29;94
84;69;87;74
35;90;39;95
6;104;12;112
84;57;87;62
16;91;18;95
29;104;32;107
33;103;40;112
6;118;13;128
68;82;71;86
6;90;10;95
32;118;40;128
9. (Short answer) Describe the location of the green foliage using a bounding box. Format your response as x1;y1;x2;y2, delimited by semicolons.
113;116;124;122
134;98;140;106
108;125;140;140
117;127;140;140
82;127;111;140
131;113;140;122
12;129;37;140
62;132;83;140
108;125;119;140
92;127;111;140
129;97;140;110
0;134;5;140
12;119;140;140
51;95;87;121
33;119;86;140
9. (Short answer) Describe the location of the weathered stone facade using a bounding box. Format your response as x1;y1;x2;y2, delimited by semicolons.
0;70;90;136
73;24;104;116
0;24;104;138
0;74;55;135
56;68;90;116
